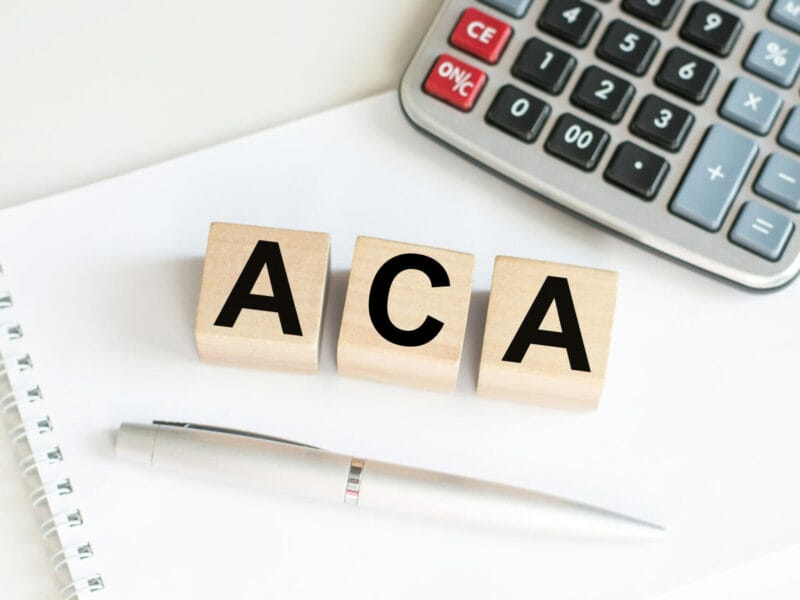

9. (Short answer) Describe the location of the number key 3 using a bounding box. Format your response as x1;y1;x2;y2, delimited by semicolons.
630;94;694;150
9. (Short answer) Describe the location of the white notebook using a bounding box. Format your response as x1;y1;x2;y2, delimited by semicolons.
1;92;799;600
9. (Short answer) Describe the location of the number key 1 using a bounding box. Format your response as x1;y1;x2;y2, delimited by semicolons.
630;94;694;150
512;37;577;94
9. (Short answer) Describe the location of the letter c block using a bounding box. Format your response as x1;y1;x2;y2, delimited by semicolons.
477;257;618;410
337;237;475;392
195;222;330;373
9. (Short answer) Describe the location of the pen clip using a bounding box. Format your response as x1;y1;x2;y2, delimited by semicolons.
152;420;319;450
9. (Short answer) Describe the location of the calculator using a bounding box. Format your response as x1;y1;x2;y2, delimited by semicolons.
399;0;800;289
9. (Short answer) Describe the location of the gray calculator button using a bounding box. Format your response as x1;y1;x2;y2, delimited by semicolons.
671;125;758;231
730;201;794;260
480;0;533;17
744;31;800;87
729;0;757;7
778;107;800;153
770;0;800;33
754;153;800;211
720;78;782;134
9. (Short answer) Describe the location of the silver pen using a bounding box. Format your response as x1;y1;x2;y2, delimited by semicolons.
116;421;664;542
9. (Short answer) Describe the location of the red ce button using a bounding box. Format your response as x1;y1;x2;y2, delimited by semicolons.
449;8;512;65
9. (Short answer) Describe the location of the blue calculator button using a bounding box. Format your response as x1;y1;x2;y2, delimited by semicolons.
770;0;800;33
670;125;758;231
744;30;800;87
480;0;533;17
754;153;800;212
719;77;782;135
729;201;794;260
778;106;800;153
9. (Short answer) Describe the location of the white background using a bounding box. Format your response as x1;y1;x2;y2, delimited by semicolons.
0;0;438;208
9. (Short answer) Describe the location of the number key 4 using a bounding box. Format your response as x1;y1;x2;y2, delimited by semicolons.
538;0;602;48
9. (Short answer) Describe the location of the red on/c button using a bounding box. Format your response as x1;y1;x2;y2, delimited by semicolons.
423;54;487;112
450;8;512;65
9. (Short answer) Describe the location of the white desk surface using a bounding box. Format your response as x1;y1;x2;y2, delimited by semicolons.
0;1;436;598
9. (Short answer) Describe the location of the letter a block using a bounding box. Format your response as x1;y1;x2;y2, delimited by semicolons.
477;257;617;410
195;223;330;373
337;237;474;392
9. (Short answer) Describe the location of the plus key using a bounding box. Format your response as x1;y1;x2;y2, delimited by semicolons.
424;54;487;111
670;125;758;231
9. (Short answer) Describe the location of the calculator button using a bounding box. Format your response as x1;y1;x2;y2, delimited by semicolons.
537;0;602;48
480;0;534;18
450;8;513;65
622;0;683;29
604;141;670;199
570;66;635;122
754;153;800;211
744;31;800;88
596;20;660;75
545;113;610;170
770;0;800;33
423;54;487;111
486;84;552;142
630;94;694;151
729;201;794;260
719;78;783;135
727;0;757;7
779;107;800;153
512;38;577;94
680;2;742;57
670;125;758;231
655;47;718;103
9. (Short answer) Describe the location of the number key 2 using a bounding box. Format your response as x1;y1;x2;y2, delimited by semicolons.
545;113;610;170
680;1;742;57
630;94;694;151
655;47;719;103
571;66;635;123
596;19;660;75
538;0;601;48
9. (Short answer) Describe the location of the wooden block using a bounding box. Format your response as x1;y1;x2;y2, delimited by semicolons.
195;222;330;373
477;257;618;410
337;237;474;392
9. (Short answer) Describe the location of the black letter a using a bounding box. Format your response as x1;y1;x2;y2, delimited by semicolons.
214;241;302;336
502;276;590;372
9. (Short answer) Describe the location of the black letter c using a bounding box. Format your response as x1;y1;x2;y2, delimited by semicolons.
368;253;449;347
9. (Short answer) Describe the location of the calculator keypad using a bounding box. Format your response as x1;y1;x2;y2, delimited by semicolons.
403;0;800;288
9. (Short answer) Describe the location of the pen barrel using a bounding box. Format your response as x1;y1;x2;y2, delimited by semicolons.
357;461;660;541
148;426;352;503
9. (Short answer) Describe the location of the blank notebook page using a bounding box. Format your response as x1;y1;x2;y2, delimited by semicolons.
0;92;798;599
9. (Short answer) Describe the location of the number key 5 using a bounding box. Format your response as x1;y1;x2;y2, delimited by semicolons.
596;19;660;75
630;94;694;151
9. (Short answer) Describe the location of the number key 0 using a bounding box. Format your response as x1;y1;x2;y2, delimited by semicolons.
545;113;610;170
630;94;694;150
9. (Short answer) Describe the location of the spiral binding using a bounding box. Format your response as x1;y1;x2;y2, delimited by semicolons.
0;263;104;598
